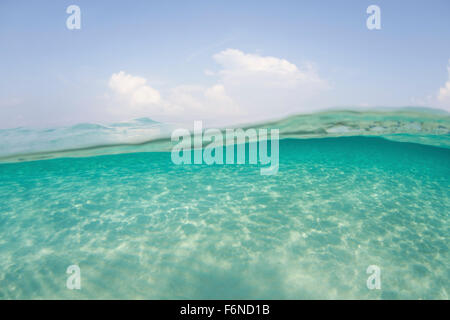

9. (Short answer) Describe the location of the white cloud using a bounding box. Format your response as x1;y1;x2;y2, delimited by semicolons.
107;71;169;119
214;49;298;74
213;49;325;87
107;72;241;122
109;71;161;106
106;49;328;124
212;49;328;121
168;84;242;117
437;60;450;111
205;84;239;113
409;61;450;113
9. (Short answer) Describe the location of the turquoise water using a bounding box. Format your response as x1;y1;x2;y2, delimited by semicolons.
0;111;449;299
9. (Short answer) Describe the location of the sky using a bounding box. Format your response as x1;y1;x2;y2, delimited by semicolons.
0;0;449;129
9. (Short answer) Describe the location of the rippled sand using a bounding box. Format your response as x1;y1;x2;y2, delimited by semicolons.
0;137;448;299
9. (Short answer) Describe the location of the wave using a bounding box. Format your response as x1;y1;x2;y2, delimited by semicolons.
0;109;448;163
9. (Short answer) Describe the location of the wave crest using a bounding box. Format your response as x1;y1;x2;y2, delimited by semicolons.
0;110;448;163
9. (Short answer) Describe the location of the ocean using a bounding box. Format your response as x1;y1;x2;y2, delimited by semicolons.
0;110;448;299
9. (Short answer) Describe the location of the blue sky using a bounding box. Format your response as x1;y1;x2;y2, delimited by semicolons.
0;0;449;128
